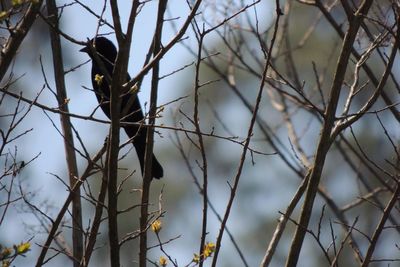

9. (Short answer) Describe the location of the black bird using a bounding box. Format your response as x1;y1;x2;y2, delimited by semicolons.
80;37;163;179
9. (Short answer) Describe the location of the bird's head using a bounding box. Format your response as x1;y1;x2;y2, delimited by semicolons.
80;37;117;62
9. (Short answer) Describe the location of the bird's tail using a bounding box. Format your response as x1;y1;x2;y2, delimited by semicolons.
125;127;164;179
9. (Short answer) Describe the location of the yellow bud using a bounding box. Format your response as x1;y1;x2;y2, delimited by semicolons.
1;247;12;258
16;242;30;254
205;242;215;252
192;253;200;263
203;249;211;258
159;256;167;266
94;74;104;86
11;0;23;6
0;11;8;21
203;242;216;258
150;219;162;233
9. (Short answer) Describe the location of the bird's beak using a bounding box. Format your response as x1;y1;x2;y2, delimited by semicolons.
80;46;89;53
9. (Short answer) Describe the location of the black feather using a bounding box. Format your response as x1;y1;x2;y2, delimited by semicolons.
81;37;163;179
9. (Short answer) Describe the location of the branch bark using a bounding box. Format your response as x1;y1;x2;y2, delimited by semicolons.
0;0;43;81
285;1;373;266
46;1;83;265
361;182;400;267
35;145;107;267
139;1;167;266
193;28;209;267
